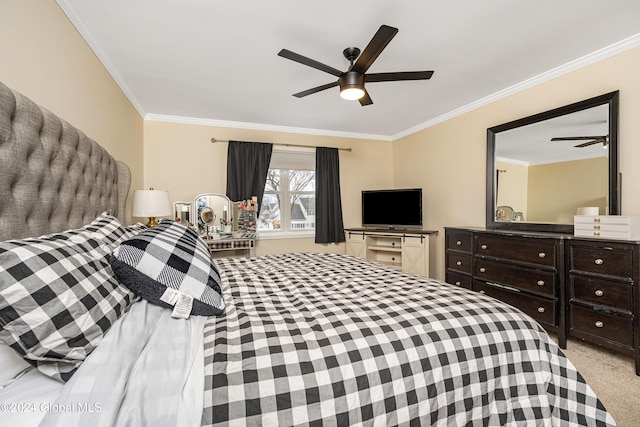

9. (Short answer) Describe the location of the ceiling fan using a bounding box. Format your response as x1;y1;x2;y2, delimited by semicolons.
551;135;609;148
277;24;434;106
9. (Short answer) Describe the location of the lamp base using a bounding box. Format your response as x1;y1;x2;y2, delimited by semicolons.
146;217;159;227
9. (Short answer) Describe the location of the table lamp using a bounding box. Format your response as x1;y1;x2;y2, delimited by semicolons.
132;188;171;227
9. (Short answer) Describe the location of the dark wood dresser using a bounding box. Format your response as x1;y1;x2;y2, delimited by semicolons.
567;238;639;369
445;227;640;375
444;228;473;290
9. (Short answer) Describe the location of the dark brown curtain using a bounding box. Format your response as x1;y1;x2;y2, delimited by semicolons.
225;141;273;209
315;147;345;243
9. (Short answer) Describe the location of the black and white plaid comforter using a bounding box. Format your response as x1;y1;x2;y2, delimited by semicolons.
202;253;615;426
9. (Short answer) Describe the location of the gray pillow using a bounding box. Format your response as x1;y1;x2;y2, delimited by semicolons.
109;220;224;317
0;212;138;382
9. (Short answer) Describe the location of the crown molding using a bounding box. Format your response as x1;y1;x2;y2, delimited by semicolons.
392;32;640;141
56;0;147;118
56;0;640;143
144;114;392;141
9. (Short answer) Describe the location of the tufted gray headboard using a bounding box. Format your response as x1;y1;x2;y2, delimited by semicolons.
0;81;131;241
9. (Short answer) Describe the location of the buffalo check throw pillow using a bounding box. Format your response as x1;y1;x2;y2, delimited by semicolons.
109;220;224;317
0;213;139;382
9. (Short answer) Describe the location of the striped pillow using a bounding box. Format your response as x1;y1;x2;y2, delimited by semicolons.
110;220;224;317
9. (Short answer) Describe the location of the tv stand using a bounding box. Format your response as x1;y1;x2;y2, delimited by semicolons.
344;228;437;277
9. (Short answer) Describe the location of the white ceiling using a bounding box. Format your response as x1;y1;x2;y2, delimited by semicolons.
57;0;640;140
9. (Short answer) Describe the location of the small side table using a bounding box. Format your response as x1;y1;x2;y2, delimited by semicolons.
203;236;256;258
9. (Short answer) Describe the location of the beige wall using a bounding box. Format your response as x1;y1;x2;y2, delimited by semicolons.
0;0;144;224
528;157;608;223
394;45;640;280
5;1;639;277
143;120;393;255
497;157;607;223
496;160;528;218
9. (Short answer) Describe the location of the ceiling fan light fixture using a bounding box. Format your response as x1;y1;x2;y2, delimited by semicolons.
339;72;365;100
340;87;365;100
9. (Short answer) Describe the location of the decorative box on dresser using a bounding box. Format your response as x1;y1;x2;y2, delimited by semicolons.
445;226;640;374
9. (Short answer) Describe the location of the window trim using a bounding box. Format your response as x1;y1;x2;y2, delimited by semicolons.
258;147;316;236
258;230;315;240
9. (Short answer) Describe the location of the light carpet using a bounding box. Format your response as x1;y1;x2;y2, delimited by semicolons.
555;336;640;427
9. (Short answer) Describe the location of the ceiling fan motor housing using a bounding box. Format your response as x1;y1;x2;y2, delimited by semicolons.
340;72;364;92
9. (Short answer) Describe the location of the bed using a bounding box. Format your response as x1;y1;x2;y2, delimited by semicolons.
0;79;617;426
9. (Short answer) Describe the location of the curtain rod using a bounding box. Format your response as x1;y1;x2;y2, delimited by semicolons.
210;137;352;152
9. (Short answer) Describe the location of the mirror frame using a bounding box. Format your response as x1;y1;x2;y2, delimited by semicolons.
486;91;619;233
193;192;232;236
173;201;192;226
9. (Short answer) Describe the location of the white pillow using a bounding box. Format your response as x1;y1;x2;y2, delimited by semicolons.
0;343;32;388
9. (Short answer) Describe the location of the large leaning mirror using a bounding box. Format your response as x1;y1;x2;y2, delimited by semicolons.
487;91;619;233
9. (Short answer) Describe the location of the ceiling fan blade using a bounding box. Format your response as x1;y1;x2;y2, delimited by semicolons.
365;71;434;83
551;136;606;141
351;25;398;74
278;49;344;77
574;141;598;148
292;81;339;98
358;90;373;106
574;138;606;148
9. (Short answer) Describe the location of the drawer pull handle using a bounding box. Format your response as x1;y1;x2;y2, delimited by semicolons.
594;231;600;237
538;252;546;259
481;244;487;250
537;280;545;286
594;225;601;230
479;267;486;273
595;321;604;328
456;240;462;246
594;258;604;265
594;217;601;223
595;289;604;297
456;261;462;266
455;281;461;286
537;307;545;313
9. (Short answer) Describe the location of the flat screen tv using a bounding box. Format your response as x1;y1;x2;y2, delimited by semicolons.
361;188;422;230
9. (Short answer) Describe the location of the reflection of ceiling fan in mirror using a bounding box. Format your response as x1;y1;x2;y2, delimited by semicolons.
550;135;609;148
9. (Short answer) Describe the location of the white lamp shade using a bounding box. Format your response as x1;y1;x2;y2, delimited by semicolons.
132;189;172;217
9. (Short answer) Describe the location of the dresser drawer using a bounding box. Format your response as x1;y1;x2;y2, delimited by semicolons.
474;280;556;327
569;275;632;313
475;234;556;267
446;230;472;253
569;245;633;279
475;258;556;297
447;253;472;274
446;270;472;290
569;304;633;347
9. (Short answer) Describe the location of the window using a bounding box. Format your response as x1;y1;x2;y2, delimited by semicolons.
258;148;315;234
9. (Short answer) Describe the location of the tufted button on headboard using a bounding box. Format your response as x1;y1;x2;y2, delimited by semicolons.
0;81;130;241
